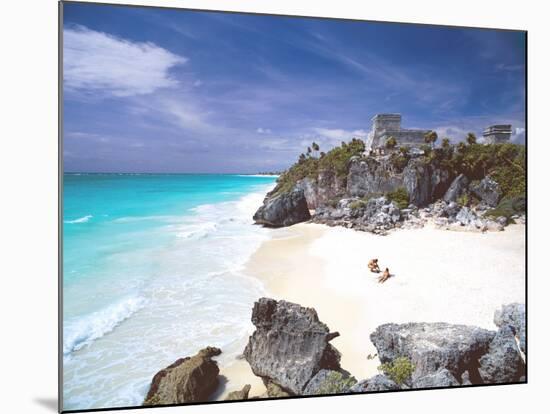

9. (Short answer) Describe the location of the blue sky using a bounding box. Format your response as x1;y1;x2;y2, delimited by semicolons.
63;2;526;173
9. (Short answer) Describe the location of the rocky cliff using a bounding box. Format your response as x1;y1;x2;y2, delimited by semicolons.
254;139;525;233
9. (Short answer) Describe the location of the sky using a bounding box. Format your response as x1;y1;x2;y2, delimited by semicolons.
62;2;526;173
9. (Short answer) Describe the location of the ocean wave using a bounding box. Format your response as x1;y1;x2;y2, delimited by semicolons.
63;296;146;355
176;222;218;239
65;215;93;224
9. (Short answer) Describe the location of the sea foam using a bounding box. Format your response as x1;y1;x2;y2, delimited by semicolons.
65;215;93;224
63;296;146;355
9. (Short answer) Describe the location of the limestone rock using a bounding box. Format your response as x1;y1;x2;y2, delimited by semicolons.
253;188;311;227
265;381;291;398
347;157;403;197
243;298;342;395
443;174;469;203
302;369;357;395
469;177;502;207
143;347;221;405
370;322;495;382
412;369;460;388
225;384;251;401
494;303;526;355
348;375;400;392
478;326;525;384
296;177;318;209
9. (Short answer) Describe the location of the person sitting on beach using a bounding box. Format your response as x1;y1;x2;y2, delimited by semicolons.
368;258;380;273
378;268;391;283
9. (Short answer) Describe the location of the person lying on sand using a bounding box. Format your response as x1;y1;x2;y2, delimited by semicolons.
368;258;380;273
378;268;391;283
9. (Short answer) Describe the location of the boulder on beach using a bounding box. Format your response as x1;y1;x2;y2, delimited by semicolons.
494;303;526;355
412;368;460;388
143;346;221;406
370;322;495;383
302;369;357;395
243;297;342;395
469;176;502;207
478;326;525;384
224;384;251;401
443;174;470;203
348;375;400;392
253;188;311;227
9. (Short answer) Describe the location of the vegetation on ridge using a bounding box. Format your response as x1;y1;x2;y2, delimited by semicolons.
270;136;525;210
378;357;415;386
272;138;365;196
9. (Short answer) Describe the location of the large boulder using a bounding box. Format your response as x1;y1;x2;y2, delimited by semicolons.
443;174;469;203
469;177;502;207
253;188;311;227
243;298;342;395
348;375;400;392
143;347;221;405
370;323;495;383
478;326;525;384
494;303;526;355
412;368;460;388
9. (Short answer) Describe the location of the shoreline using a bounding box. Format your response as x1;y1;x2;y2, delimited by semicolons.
216;221;526;397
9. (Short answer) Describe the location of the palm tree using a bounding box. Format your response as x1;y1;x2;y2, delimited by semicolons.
466;133;477;145
312;142;320;157
385;136;397;149
441;138;451;149
424;131;438;149
307;146;312;157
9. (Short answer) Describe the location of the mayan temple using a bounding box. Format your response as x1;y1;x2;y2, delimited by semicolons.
482;124;512;144
365;114;432;151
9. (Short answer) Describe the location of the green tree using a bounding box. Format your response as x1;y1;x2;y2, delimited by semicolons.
385;136;397;149
466;132;477;145
312;141;320;154
441;138;451;149
424;131;438;149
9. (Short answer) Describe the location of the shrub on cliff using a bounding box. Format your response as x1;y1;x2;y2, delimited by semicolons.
378;357;415;386
387;187;409;209
317;371;357;395
485;196;526;220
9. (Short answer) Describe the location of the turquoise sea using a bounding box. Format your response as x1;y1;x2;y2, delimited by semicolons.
62;173;277;410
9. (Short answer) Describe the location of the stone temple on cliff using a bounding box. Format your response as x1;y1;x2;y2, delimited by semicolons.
365;113;432;151
482;124;512;144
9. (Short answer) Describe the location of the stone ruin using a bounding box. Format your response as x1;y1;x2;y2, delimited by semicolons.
365;114;431;151
482;124;512;144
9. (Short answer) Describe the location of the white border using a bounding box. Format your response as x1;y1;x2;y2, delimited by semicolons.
2;1;548;413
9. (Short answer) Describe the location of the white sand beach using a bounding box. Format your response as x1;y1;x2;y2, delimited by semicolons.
218;222;526;397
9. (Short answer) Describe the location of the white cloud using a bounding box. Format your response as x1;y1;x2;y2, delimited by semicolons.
64;25;187;97
312;128;368;141
193;80;203;87
256;127;272;134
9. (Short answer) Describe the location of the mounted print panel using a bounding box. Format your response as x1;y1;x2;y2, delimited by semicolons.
60;1;527;412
